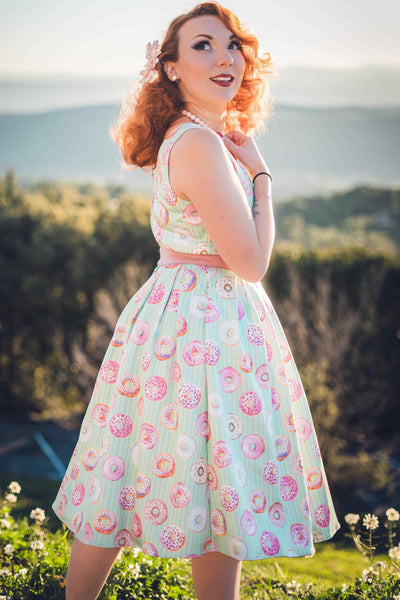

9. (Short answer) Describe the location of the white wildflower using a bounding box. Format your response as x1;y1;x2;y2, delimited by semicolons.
341;583;347;592
8;481;21;494
386;508;400;522
0;569;11;577
344;513;360;526
389;545;400;560
0;519;11;529
30;507;46;523
363;513;379;530
392;595;400;600
17;567;28;577
127;562;141;578
30;540;44;551
3;544;14;556
5;493;17;504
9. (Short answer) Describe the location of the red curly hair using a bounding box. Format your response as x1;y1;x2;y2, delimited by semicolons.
110;1;277;169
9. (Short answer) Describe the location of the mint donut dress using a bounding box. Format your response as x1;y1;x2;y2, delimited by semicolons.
52;122;340;560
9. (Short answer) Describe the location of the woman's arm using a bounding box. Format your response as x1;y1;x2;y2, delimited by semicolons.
169;127;275;282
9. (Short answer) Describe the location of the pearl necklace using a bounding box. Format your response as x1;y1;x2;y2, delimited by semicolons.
182;109;211;130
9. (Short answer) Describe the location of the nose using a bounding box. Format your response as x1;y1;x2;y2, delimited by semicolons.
217;48;233;67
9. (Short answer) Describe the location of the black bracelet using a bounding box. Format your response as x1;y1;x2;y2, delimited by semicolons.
252;171;272;184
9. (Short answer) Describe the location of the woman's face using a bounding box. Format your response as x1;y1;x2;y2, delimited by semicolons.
169;15;246;112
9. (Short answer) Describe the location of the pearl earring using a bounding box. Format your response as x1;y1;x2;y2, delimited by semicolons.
171;74;177;81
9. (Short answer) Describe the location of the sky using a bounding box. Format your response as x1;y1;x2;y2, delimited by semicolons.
0;0;399;77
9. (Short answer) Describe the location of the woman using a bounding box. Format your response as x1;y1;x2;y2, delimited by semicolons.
52;3;340;599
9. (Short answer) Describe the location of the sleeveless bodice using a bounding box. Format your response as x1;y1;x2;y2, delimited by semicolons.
150;122;254;255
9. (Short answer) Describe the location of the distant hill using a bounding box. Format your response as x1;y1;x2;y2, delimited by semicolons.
0;103;399;200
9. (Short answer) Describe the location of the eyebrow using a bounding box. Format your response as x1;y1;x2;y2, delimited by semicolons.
191;33;237;41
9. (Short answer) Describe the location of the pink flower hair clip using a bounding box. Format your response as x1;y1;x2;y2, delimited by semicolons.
139;40;162;84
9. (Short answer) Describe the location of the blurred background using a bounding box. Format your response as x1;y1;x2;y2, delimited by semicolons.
0;0;399;532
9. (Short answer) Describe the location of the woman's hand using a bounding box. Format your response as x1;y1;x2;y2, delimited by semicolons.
222;130;268;178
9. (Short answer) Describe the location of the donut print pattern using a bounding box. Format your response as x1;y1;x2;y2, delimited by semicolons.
52;122;340;559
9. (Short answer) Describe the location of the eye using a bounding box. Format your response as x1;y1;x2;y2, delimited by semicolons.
229;39;242;50
192;40;212;51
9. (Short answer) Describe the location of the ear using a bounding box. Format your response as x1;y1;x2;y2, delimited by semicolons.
163;60;178;81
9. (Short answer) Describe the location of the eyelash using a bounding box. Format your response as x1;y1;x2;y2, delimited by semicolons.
192;39;242;51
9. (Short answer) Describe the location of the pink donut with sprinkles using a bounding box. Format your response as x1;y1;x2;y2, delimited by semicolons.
117;373;140;397
169;361;181;383
314;504;330;527
148;283;165;304
249;489;266;513
254;301;266;321
219;485;240;512
144;376;168;402
71;510;83;534
154;335;176;361
213;440;233;468
91;403;109;428
226;413;244;440
260;531;280;557
102;455;125;481
241;433;265;460
162;182;177;206
180;269;197;292
190;457;208;484
81;523;93;544
176;314;188;336
262;459;279;485
167;289;180;312
118;485;135;510
82;448;99;471
265;342;273;362
144;498;168;525
280;475;298;501
131;320;150;345
241;510;257;536
141;353;151;372
289;378;303;402
152;453;175;478
205;339;220;366
306;467;323;490
131;513;142;538
135;472;151;498
207;464;218;491
219;367;241;393
111;323;127;347
268;502;286;528
182;340;205;366
246;323;264;346
70;462;80;480
139;423;158;450
275;360;288;384
161;402;177;430
205;297;220;323
196;412;210;439
109;413;133;438
71;483;85;506
255;364;270;390
279;340;292;362
170;481;191;508
182;203;202;225
202;536;217;553
94;510;117;535
142;542;158;556
177;382;201;408
275;435;291;461
114;529;134;548
295;417;312;441
239;391;262;416
284;410;296;433
290;523;309;548
160;524;186;551
55;493;67;517
99;360;119;384
271;388;281;412
239;352;253;373
291;452;304;476
211;508;227;536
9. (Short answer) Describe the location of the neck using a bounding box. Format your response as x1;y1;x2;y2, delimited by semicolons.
184;104;225;134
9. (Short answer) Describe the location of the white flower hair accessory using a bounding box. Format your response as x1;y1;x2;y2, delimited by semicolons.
139;40;161;84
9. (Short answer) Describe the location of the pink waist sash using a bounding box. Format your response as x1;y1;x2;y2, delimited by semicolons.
157;246;230;269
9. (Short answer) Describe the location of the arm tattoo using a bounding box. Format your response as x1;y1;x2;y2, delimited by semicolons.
252;190;261;218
